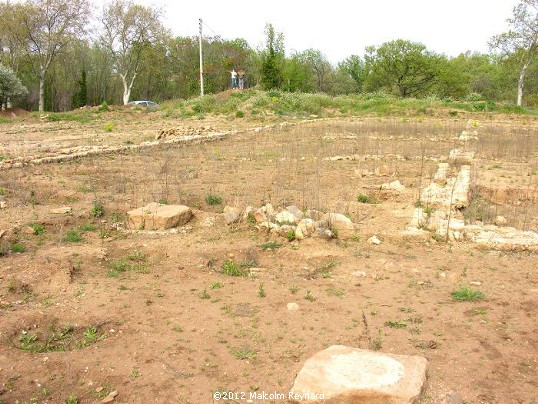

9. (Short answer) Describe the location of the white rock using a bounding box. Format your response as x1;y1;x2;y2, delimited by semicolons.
127;203;192;230
295;226;305;240
368;235;382;245
286;205;304;221
381;180;406;192
494;216;507;226
262;203;275;216
275;210;299;224
289;345;428;404
51;206;72;215
287;303;300;311
297;218;315;238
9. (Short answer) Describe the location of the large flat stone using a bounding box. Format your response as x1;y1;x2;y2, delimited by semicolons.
127;203;192;230
290;345;428;404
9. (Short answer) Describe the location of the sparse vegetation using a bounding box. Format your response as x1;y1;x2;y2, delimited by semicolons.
205;193;223;205
10;243;26;253
91;201;105;218
62;229;83;243
260;241;282;250
451;287;484;301
357;194;376;204
221;260;247;277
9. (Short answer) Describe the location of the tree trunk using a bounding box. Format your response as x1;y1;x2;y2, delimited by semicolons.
121;75;131;105
120;72;137;105
39;69;46;112
517;58;530;107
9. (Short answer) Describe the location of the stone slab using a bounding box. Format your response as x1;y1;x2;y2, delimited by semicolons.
290;345;428;404
127;203;192;230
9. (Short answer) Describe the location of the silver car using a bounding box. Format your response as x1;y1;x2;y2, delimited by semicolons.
127;100;159;108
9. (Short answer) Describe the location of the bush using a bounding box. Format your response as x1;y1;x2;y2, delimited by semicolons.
451;287;484;301
91;201;104;218
205;194;223;205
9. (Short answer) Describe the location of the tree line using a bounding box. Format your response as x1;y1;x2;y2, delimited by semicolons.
1;0;536;112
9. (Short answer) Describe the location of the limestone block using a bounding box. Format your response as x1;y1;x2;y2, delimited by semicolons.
127;203;192;230
290;345;428;404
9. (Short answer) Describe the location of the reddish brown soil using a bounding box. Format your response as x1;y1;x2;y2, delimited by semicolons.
0;113;537;403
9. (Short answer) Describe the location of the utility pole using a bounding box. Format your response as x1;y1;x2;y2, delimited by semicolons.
199;18;204;97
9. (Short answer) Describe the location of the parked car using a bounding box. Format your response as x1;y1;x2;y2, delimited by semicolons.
126;100;159;108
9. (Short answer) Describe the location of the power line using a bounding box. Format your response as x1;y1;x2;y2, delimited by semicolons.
200;19;223;42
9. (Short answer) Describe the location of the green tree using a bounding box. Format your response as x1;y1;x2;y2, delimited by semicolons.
298;49;333;92
0;63;28;108
100;0;168;104
365;39;442;97
260;24;285;90
72;69;88;108
490;0;538;106
1;0;91;111
339;55;367;92
282;52;314;92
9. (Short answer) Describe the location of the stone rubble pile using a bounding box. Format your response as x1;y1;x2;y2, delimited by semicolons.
156;125;216;140
223;203;356;240
0;133;225;170
404;129;538;251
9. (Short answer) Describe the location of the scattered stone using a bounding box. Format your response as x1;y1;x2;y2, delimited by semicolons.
289;345;428;404
261;203;275;217
420;165;471;209
433;163;450;181
322;213;354;239
381;180;406;192
223;206;242;225
449;149;475;164
0;200;6;209
285;205;303;221
127;202;192;230
368;235;382;245
443;390;465;404
287;303;300;311
200;216;216;227
374;164;395;176
401;227;430;240
242;205;254;220
275;210;299;224
494;216;507;226
353;271;367;277
101;390;118;403
305;209;324;220
51;206;72;215
23;226;36;235
253;209;267;223
296;218;315;240
95;387;104;393
470;281;482;286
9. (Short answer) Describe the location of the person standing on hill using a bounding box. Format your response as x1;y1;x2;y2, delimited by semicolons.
238;68;246;90
231;69;238;89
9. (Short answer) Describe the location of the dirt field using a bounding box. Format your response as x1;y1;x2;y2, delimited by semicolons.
0;111;537;404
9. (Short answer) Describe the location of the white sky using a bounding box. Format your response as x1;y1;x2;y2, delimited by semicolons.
93;0;518;64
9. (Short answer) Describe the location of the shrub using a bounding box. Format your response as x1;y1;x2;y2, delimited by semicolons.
29;222;45;235
91;201;105;218
62;230;83;243
222;260;246;277
205;193;223;205
451;287;484;301
11;243;26;253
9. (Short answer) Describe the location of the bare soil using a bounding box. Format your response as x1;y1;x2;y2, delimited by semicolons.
0;112;537;404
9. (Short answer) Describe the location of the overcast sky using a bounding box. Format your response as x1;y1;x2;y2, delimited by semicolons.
94;0;518;64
